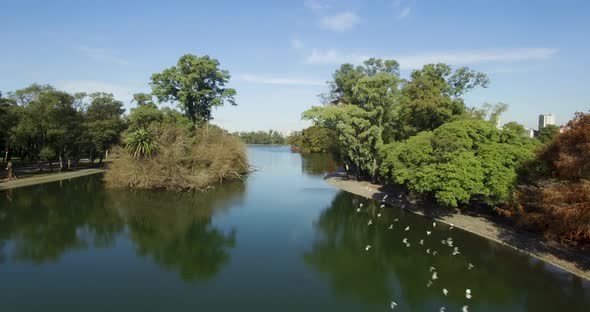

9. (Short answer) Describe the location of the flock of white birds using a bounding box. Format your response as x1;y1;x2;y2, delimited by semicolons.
357;187;475;312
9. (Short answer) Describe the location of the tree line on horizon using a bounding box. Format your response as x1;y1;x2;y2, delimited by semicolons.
292;58;588;245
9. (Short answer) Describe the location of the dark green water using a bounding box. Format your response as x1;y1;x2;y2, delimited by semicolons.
0;145;588;311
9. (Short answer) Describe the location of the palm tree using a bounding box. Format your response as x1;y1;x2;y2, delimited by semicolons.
126;128;158;159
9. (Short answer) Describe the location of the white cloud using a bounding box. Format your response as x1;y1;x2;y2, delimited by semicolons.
306;49;369;64
235;74;325;86
55;80;135;104
304;0;331;11
75;45;129;65
291;39;305;50
306;48;558;68
320;12;361;32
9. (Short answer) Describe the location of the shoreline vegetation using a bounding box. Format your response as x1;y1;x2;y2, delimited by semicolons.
293;58;589;249
1;53;249;192
324;172;590;281
0;168;105;191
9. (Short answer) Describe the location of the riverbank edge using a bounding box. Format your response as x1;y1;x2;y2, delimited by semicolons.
0;168;105;191
324;171;590;281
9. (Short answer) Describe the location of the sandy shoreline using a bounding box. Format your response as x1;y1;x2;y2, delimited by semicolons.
324;171;590;281
0;168;105;191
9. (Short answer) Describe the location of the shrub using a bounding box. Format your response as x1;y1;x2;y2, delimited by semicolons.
105;125;249;191
379;119;538;208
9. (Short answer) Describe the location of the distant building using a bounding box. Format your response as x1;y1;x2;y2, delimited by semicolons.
538;114;556;130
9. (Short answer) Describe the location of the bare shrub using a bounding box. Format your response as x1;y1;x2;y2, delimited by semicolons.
105;125;249;191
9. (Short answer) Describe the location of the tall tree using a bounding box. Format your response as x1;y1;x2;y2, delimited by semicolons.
150;54;236;124
84;92;126;164
392;64;489;140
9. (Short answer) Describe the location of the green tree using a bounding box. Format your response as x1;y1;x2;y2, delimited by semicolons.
131;93;155;107
537;124;560;143
391;64;489;140
84;92;126;164
151;54;236;124
128;102;163;131
380;119;538;207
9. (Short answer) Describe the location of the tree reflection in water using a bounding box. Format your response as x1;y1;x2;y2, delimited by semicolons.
303;191;590;311
0;174;245;282
108;182;245;281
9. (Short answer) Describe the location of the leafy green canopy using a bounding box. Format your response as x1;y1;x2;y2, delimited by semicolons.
379;119;539;208
151;54;236;124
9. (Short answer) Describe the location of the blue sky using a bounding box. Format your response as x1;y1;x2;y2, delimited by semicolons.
1;0;588;133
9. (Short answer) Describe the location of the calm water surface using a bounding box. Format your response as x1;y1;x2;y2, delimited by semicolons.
1;146;589;311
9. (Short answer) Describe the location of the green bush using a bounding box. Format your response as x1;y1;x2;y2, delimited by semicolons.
379;119;539;208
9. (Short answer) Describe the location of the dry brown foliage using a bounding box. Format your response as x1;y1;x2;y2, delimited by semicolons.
105;125;249;191
503;112;590;245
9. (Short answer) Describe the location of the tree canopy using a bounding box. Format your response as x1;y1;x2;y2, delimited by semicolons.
151;54;236;124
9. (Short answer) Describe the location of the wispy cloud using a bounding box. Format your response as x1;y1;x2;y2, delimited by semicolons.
235;74;324;86
304;0;331;11
75;45;129;65
291;39;305;50
55;80;136;103
393;0;413;19
398;7;411;18
320;12;361;32
306;48;558;68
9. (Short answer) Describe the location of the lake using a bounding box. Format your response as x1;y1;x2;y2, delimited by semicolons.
1;145;588;311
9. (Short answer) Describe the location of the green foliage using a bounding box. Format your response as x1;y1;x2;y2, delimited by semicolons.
126;128;159;159
537;124;560;143
390;64;489;140
39;146;56;161
379;119;538;207
234;130;285;144
128;103;164;131
84;93;126;161
287;126;338;153
151;54;236;124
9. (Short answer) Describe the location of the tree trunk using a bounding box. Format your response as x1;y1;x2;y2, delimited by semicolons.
49;160;53;173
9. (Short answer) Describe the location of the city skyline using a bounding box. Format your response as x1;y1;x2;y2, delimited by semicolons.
1;0;589;132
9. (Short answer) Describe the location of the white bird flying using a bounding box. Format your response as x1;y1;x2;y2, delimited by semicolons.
433;222;437;227
360;203;364;208
452;247;460;256
377;213;382;218
389;224;394;230
468;263;475;270
406;243;411;247
419;239;424;245
356;208;361;213
405;226;410;231
426;280;433;287
465;289;472;299
368;219;373;226
365;245;371;251
426;231;432;235
394;218;399;222
429;266;436;272
439;308;445;312
442;288;448;296
462;305;469;312
431;272;438;280
426;248;431;254
390;301;397;309
398;194;402;198
449;223;454;230
432;250;438;255
380;204;385;208
384;195;389;200
402;238;408;244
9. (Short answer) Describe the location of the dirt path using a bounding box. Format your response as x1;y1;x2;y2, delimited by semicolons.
324;171;590;281
0;169;105;191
